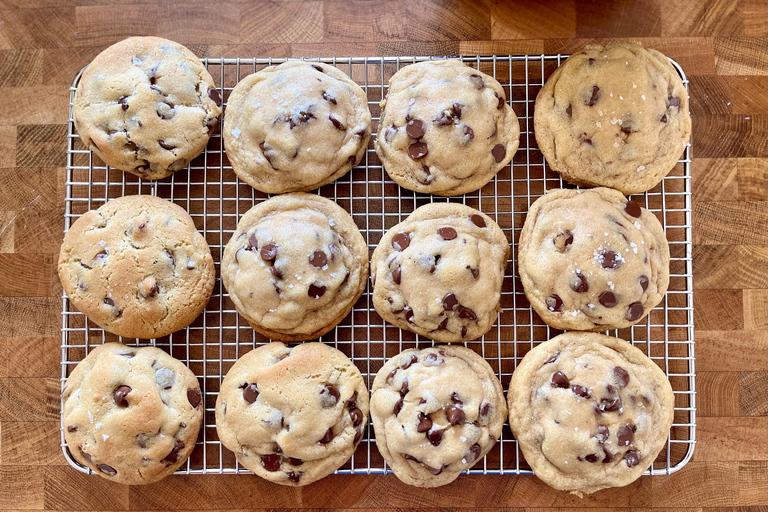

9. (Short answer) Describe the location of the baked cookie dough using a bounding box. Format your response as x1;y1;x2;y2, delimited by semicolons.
518;187;669;331
507;332;675;495
73;36;222;180
215;342;369;486
223;61;371;193
371;203;508;343
58;195;215;339
370;345;507;487
534;44;691;195
62;342;204;485
221;193;368;341
375;60;520;196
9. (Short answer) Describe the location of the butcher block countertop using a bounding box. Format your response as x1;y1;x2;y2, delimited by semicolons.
0;0;766;510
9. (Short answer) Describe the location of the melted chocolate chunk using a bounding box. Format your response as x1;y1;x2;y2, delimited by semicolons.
401;355;418;369
551;371;569;388
613;366;630;387
406;119;426;139
438;227;457;240
601;251;621;269
405;309;414;322
595;425;609;444
428;464;445;475
470;214;486;228
262;453;281;471
320;385;340;407
492;144;506;163
587;85;601;107
570;272;589;293
392;267;401;285
349;407;363;427
599;291;618;308
545;352;560;364
458;307;477;321
625;200;642;218
309;250;327;268
571;385;591;398
600;395;622;412
427;428;444;446
392;232;410;251
329;114;345;131
260;243;278;262
114;385;131;407
639;275;650;291
243;383;259;403
442;292;459;311
394;397;404;416
546;294;563;312
626;302;644;321
469;74;484;89
319;428;334;444
208;88;222;107
308;283;326;299
584;454;599;463
602;448;615;463
98;463;117;475
187;388;202;408
466;443;482;463
287;471;301;483
165;440;185;463
417;413;433;433
624;450;641;467
468;266;479;279
617;423;634;446
446;405;465;425
322;91;336;104
408;141;428;159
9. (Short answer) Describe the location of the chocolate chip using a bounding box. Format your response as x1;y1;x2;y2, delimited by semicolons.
452;103;463;118
599;291;618;308
566;104;572;117
271;266;283;280
401;355;418;369
446;405;465;425
572;385;591;398
392;267;401;285
617;423;634;446
546;294;563;312
639;275;649;291
417;413;433;432
492;144;506;163
419;165;433;185
451;392;463;405
387;369;398;383
621;125;632;135
309;250;327;268
408;141;428;159
98;463;117;475
462;124;475;141
495;92;504;109
596;425;609;444
403;453;421;463
207;88;222;106
400;379;409;395
187;388;201;408
346;391;358;408
552;371;569;388
104;297;115;306
428;464;445;475
319;428;334;444
588;57;595;65
625;200;642;218
570;272;589;293
405;309;414;322
118;96;129;111
480;402;491;417
114;385;131;407
67;425;77;433
587;85;600;106
320;385;339;407
442;293;459;311
322;91;337;104
434;109;454;126
349;407;363;427
624;450;641;467
660;114;668;123
584;454;599;463
394;397;404;416
468;266;479;279
469;74;484;89
329;114;345;131
545;353;559;364
466;443;482;463
243;383;259;403
613;366;630;387
601;251;621;269
553;230;574;252
602;448;615;463
459;306;477;321
461;325;467;337
311;64;324;73
427;428;444;446
392;232;410;251
308;283;326;298
260;243;278;261
438;227;457;240
165;440;185;463
79;447;93;464
262;454;282;471
286;457;303;466
668;96;680;108
600;396;622;412
469;214;486;228
406;119;426;139
627;302;644;321
286;471;301;483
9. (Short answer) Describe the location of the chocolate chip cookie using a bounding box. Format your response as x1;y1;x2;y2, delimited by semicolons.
215;342;368;486
62;342;204;484
518;187;669;331
221;193;368;341
375;60;520;196
223;61;371;193
58;195;215;339
73;36;222;180
534;44;691;195
370;346;506;487
507;332;675;495
370;203;509;343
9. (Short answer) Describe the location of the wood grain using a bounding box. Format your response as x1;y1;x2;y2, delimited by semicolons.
0;1;764;511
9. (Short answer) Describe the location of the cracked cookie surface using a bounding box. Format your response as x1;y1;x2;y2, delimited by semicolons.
73;36;222;180
370;203;509;343
534;44;691;195
215;342;369;486
518;187;669;331
62;342;204;485
375;60;519;196
221;193;368;341
507;332;675;494
222;61;371;193
370;345;506;487
58;195;215;339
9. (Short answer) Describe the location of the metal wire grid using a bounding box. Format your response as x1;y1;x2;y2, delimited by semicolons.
61;54;695;477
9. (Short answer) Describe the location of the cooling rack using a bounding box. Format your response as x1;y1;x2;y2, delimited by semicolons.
61;54;695;477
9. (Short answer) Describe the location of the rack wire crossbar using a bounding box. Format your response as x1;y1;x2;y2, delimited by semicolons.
61;54;695;477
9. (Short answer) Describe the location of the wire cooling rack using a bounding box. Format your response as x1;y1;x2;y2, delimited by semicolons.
61;54;695;477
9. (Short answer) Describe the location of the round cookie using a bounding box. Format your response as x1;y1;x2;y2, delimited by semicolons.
223;61;371;193
517;187;669;331
370;345;507;487
58;195;215;339
507;332;675;495
62;342;204;485
221;193;368;342
375;60;520;196
215;342;369;486
73;36;222;180
534;43;691;195
370;203;509;343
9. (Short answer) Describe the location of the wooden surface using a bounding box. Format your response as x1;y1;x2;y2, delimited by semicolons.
0;0;766;510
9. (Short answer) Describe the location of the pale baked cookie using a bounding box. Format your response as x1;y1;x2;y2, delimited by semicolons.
62;342;204;485
223;61;371;193
370;203;508;343
370;345;506;487
58;195;215;339
534;44;691;195
221;193;368;341
215;342;369;486
517;187;669;331
507;332;675;495
375;60;520;196
73;36;222;180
